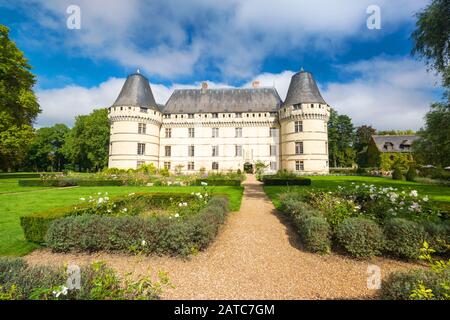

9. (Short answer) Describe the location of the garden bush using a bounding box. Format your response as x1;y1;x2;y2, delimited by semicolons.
392;167;404;180
192;178;241;186
262;176;311;186
335;218;384;259
297;216;331;254
20;193;196;243
44;196;229;256
380;269;450;300
405;166;417;182
0;258;169;300
383;218;427;259
421;220;450;254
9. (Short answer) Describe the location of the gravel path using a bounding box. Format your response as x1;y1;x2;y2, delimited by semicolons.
25;175;421;299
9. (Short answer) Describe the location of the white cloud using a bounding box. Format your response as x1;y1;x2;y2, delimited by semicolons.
20;0;428;79
36;56;440;130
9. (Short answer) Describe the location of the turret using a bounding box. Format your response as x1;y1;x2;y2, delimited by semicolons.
108;71;162;169
279;70;330;174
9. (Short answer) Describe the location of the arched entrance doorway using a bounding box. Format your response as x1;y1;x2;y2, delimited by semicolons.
243;162;253;173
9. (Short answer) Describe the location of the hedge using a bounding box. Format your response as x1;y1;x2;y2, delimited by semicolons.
192;178;241;186
380;269;450;300
383;218;427;259
45;196;229;256
20;193;196;243
18;179;125;187
335;217;384;259
262;176;311;186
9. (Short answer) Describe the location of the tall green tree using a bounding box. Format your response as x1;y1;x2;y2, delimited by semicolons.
26;124;69;171
355;125;377;167
64;108;110;172
328;108;355;167
412;0;450;95
377;129;415;135
0;25;40;171
413;102;450;166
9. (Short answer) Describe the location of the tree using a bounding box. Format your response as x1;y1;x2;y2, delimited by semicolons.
377;129;415;136
0;25;40;170
26;124;69;171
355;125;377;167
412;102;450;166
412;0;450;94
64;108;110;172
328;108;355;167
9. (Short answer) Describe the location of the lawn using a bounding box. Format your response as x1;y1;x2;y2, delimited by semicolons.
0;176;243;256
264;175;450;210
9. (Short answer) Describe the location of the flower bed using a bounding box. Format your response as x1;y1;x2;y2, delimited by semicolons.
279;183;450;260
0;258;170;300
21;190;229;256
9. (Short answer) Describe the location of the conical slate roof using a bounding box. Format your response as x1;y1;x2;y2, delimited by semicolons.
282;70;326;107
112;73;159;110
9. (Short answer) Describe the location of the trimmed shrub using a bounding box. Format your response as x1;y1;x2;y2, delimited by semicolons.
380;269;450;300
45;196;229;256
392;167;404;180
405;166;417;182
335;218;384;259
262;176;312;186
20;193;196;243
297;216;331;254
383;218;426;259
422;220;450;254
192;179;241;186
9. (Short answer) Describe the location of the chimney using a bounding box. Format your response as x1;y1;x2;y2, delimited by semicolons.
252;81;260;88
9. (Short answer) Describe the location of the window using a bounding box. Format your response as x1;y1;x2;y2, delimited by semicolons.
188;145;195;157
236;112;242;118
137;161;145;168
212;162;219;170
325;142;328;155
164;162;171;170
138;123;146;134
109;142;113;155
235;127;242;138
140;107;147;113
212;145;219;157
270;127;277;137
235;145;242;157
188;114;194;119
270;162;277;171
212;128;219;138
295;160;304;171
137;143;145;155
165;146;171;157
294;121;303;133
295;141;303;155
188;128;195;138
212;113;218;118
188;162;195;170
270;145;277;156
165;128;171;138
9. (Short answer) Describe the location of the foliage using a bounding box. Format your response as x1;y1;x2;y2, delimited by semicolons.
25;124;69;172
380;152;413;172
355;125;377;167
421;220;450;254
0;25;40;171
383;218;427;259
0;258;169;300
411;0;450;92
327;108;356;167
405;165;417;182
63;108;110;172
413;103;450;167
262;171;311;186
392;166;404;180
44;196;229;256
335;217;384;258
380;242;450;300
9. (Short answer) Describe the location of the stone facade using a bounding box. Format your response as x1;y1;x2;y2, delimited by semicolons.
108;70;330;174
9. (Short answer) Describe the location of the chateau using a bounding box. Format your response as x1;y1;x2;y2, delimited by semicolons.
108;70;331;174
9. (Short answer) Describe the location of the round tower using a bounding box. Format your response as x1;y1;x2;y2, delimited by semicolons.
108;72;162;169
279;70;330;174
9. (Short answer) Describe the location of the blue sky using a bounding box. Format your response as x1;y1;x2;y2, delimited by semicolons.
0;0;443;129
